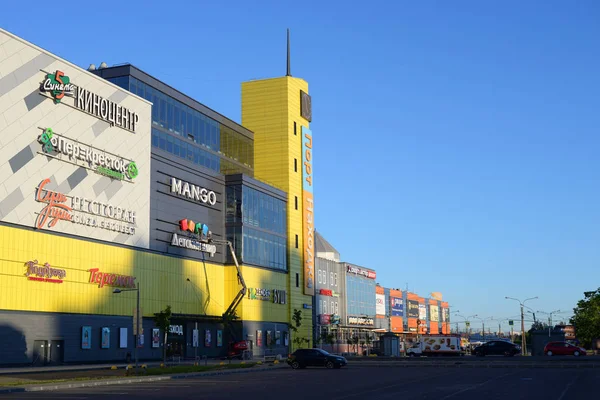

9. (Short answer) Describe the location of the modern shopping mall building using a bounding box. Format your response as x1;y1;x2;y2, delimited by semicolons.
0;28;313;365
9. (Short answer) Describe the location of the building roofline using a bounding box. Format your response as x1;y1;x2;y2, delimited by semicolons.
93;63;254;140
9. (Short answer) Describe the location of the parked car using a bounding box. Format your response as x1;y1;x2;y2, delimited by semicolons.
473;340;520;357
288;348;348;369
544;341;586;357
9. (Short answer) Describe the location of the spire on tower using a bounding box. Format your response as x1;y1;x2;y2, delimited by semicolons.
286;29;291;77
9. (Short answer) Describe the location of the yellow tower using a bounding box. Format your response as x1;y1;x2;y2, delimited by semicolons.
241;30;314;349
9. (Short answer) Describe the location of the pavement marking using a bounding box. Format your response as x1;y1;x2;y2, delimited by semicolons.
439;371;519;399
557;373;580;400
331;370;457;400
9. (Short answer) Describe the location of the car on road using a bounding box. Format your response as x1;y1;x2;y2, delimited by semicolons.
544;341;587;357
288;348;348;369
473;340;520;357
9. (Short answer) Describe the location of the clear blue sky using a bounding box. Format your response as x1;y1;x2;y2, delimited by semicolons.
3;0;599;331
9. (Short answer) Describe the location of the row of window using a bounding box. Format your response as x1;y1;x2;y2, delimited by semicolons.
346;275;376;316
226;186;286;235
320;300;339;315
108;76;254;175
152;128;221;172
242;227;287;270
317;270;338;287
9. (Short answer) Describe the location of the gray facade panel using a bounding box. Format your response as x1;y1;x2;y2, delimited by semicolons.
150;152;226;264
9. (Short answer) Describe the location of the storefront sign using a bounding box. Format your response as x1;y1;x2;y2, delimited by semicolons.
443;308;450;323
391;297;404;317
430;305;439;322
346;265;376;280
409;327;417;332
301;125;315;296
170;178;216;206
320;314;331;325
273;289;286;305
41;70;75;104
407;300;419;318
88;268;136;289
376;294;385;316
76;86;139;133
303;304;312;309
348;316;374;326
331;314;341;325
35;178;137;234
25;260;66;283
38;128;138;181
319;289;333;297
170;219;216;256
419;304;427;320
248;288;271;301
169;325;184;335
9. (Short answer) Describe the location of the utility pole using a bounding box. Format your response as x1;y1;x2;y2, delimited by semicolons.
506;296;538;356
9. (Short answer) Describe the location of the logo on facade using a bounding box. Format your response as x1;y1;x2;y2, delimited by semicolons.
88;268;136;289
247;288;286;304
346;265;376;280
35;178;137;235
41;70;75;104
170;178;216;206
170;219;217;256
169;325;184;335
25;260;66;283
348;316;374;326
301;125;315;296
319;289;333;296
38;128;138;181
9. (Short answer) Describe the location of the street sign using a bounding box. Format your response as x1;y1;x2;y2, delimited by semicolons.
509;320;514;326
465;322;470;328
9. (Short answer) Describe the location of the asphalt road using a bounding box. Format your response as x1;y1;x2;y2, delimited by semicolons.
0;365;596;400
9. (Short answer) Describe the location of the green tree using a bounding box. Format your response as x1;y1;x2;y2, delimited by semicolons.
290;309;308;349
529;321;547;332
153;305;172;364
571;289;600;348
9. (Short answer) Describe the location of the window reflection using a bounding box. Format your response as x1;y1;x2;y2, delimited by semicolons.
126;76;253;175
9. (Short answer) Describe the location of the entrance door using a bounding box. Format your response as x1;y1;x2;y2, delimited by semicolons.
32;340;48;366
49;340;64;364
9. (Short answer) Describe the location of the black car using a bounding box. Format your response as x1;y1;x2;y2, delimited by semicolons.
288;348;348;369
473;340;520;357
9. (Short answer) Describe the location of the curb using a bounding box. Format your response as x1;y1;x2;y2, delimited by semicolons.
347;361;600;370
0;365;287;393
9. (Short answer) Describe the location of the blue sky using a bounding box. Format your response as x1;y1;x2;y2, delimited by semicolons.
3;0;599;331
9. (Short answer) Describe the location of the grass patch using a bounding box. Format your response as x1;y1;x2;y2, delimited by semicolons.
145;363;257;376
0;376;119;387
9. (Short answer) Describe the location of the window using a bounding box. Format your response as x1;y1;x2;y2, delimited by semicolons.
295;196;298;210
323;301;327;314
295;235;298;248
330;272;333;286
296;273;299;288
334;273;338;286
331;301;334;314
335;302;339;314
294;121;297;136
294;158;297;172
318;270;322;284
323;271;327;285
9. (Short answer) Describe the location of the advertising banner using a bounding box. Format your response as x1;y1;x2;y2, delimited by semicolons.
192;329;199;347
419;304;427;320
204;330;211;347
430;305;439;322
256;330;263;347
217;330;223;347
152;328;160;348
119;328;127;348
444;308;450;322
407;300;419;318
82;326;91;349
391;297;404;317
376;294;386;315
301;126;315;296
101;327;110;349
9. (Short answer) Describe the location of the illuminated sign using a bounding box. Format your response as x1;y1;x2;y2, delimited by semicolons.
40;70;75;104
301;126;314;296
35;178;137;235
170;178;217;206
169;325;184;335
38;128;138;181
320;314;330;325
25;260;66;283
319;289;332;296
348;316;374;326
88;268;136;289
170;218;216;256
346;265;376;280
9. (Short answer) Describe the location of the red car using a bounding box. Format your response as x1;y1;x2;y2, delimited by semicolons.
544;341;586;357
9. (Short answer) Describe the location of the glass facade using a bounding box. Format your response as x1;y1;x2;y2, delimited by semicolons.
106;76;253;176
346;274;376;317
226;185;287;271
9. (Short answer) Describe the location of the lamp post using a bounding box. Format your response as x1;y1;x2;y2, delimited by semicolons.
472;316;493;341
537;309;561;337
114;283;140;371
505;296;538;356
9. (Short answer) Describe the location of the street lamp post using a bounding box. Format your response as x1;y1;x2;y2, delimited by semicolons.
114;283;140;372
537;310;561;337
505;296;538;356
